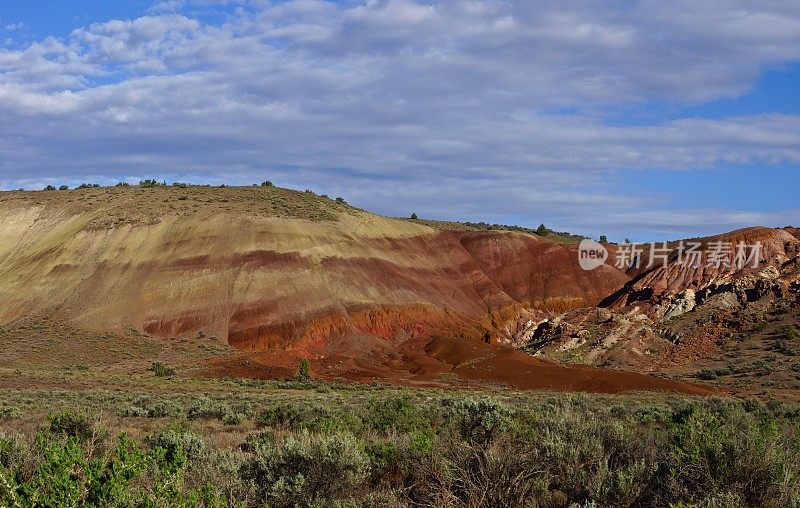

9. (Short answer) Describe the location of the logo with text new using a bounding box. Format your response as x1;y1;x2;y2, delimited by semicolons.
578;239;608;271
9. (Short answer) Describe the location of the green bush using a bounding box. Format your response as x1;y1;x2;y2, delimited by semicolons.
117;404;150;418
240;430;370;507
147;399;182;419
187;396;228;421
0;433;149;507
364;396;432;435
118;396;182;419
150;362;176;377
697;368;718;380
529;406;659;506
47;410;94;441
139;179;166;188
713;367;732;376
447;397;510;445
222;411;245;426
255;403;356;433
1;394;799;506
0;434;26;469
147;424;206;466
256;403;304;430
660;405;797;506
295;359;312;382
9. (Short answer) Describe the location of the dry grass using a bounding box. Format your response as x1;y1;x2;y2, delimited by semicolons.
0;185;361;229
414;217;586;244
0;317;234;373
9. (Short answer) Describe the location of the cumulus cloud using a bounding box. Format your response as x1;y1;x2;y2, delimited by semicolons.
1;0;800;239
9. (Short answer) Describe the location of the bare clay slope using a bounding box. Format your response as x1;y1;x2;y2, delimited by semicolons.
0;186;704;393
523;227;800;398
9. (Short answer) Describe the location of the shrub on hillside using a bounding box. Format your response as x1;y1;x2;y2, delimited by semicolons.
696;368;718;380
187;396;229;421
657;405;798;506
139;179;166;188
150;362;176;377
416;435;547;507
294;359;312;382
47;410;94;441
240;430;370;507
147;424;206;465
446;397;511;446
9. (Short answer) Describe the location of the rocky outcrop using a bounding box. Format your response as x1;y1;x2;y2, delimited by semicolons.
519;232;800;398
601;227;800;316
663;289;696;320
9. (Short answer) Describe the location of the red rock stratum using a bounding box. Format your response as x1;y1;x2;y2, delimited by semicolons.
0;186;707;394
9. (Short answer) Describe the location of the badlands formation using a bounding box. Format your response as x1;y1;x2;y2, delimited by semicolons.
3;185;797;396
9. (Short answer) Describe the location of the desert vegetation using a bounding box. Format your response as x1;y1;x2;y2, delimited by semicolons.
412;218;586;244
1;385;799;507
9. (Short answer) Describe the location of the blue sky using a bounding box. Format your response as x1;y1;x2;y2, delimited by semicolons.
1;1;799;241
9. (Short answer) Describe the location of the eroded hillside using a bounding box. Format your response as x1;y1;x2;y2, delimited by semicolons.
523;227;800;399
1;185;704;393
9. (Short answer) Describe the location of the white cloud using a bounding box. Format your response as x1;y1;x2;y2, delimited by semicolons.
1;0;800;239
147;1;184;13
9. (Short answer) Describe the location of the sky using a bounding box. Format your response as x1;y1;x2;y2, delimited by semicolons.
1;1;799;241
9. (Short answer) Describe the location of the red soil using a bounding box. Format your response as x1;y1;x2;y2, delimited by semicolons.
198;332;712;394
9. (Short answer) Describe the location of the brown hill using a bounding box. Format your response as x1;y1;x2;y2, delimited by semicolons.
0;185;708;394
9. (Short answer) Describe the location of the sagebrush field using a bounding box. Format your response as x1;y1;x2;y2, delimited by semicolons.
1;370;799;507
